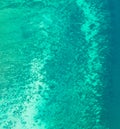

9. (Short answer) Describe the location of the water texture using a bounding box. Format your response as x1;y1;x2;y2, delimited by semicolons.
0;0;111;129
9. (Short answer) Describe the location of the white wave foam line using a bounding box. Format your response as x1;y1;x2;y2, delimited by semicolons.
7;57;50;129
0;59;50;129
76;0;109;128
19;58;49;129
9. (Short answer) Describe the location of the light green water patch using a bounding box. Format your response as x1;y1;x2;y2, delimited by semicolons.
0;0;69;128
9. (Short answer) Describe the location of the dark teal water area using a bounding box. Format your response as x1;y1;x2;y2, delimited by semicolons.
106;0;120;129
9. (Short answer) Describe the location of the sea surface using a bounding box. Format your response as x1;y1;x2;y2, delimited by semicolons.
0;0;119;129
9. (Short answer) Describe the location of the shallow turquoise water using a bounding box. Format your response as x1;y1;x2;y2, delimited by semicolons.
0;0;111;129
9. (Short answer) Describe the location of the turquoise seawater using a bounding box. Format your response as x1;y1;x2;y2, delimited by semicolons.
0;0;112;129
